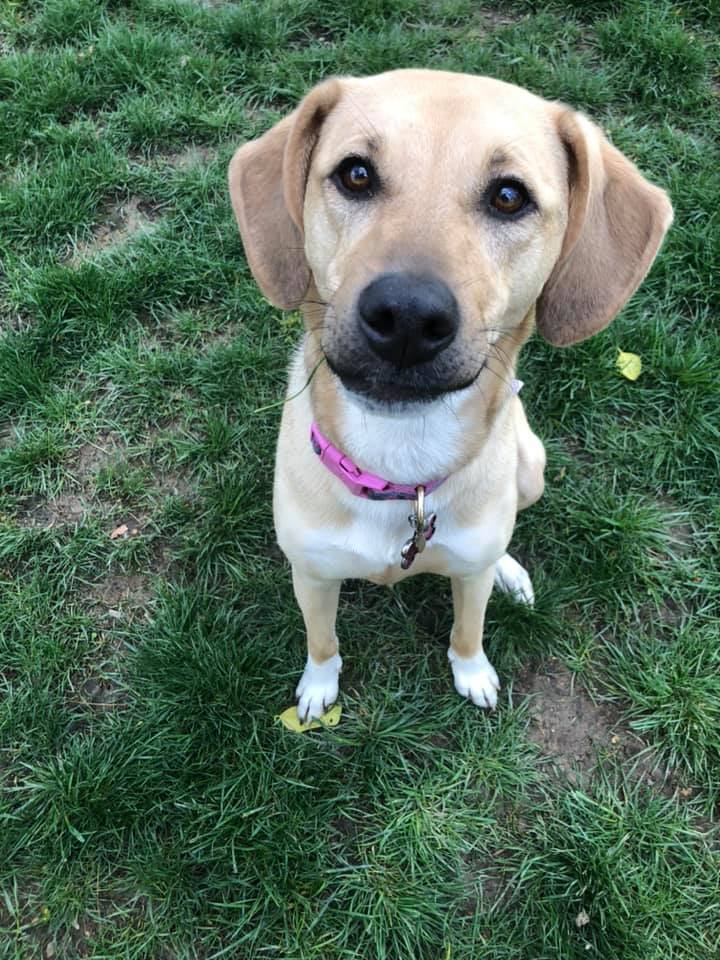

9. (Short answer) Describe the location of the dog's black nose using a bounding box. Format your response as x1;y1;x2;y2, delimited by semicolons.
357;273;459;366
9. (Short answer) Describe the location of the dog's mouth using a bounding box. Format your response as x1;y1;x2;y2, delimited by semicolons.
326;356;485;406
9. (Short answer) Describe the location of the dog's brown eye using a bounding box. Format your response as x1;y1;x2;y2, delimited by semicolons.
342;163;370;191
489;180;531;216
333;157;376;198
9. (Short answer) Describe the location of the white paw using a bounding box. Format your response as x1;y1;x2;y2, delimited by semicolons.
494;553;534;605
296;652;342;722
448;647;500;709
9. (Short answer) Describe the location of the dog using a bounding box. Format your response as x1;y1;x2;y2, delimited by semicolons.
228;69;672;721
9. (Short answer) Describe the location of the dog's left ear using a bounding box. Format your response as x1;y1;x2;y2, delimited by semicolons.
536;110;673;346
228;78;342;309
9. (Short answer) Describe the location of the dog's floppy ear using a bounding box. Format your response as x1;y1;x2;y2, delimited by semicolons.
228;78;342;309
536;110;673;346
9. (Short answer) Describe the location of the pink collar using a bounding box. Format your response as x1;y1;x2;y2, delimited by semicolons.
309;379;523;502
310;422;447;500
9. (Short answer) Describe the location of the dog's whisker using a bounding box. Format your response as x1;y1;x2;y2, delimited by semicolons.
341;89;382;146
439;392;463;428
478;352;515;387
484;329;525;348
253;354;327;414
487;340;517;370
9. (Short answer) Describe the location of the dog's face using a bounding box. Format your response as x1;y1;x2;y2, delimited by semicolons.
229;70;672;407
302;74;569;404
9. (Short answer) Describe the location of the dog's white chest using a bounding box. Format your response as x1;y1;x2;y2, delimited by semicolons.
299;500;508;583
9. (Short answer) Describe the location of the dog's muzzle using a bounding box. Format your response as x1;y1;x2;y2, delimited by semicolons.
323;271;483;405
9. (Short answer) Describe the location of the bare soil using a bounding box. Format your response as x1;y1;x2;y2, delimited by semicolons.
515;659;627;781
68;197;159;265
514;659;693;800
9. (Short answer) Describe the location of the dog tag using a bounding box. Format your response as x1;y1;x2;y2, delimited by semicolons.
400;536;418;570
400;513;437;569
400;483;437;570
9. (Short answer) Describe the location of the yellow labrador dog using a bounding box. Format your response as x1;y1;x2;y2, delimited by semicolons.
228;69;672;721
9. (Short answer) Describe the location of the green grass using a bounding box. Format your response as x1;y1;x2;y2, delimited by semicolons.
1;0;718;957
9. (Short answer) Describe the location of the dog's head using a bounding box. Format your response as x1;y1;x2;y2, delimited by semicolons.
229;70;672;407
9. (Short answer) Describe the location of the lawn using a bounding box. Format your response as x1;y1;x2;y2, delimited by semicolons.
0;0;719;957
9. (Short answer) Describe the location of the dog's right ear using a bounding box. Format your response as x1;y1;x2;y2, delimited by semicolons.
536;109;673;346
228;79;341;310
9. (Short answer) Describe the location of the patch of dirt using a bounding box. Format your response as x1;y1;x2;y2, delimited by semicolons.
155;470;194;499
21;492;96;528
16;436;153;531
465;663;703;912
12;439;114;527
72;671;125;713
668;520;694;553
655;597;687;626
461;847;513;915
161;144;214;169
90;572;155;612
515;659;669;783
73;439;117;476
70;619;132;691
68;197;159;265
516;659;635;780
66;538;173;719
68;575;155;717
19;494;148;535
481;9;527;30
514;660;691;797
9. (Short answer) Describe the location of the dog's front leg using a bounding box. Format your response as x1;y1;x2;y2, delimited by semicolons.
292;567;343;721
448;567;500;709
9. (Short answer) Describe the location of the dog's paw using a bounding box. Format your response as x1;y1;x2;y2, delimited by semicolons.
494;553;534;605
296;652;342;722
448;647;500;709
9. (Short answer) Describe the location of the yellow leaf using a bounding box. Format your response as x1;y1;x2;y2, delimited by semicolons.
277;703;342;733
616;350;642;381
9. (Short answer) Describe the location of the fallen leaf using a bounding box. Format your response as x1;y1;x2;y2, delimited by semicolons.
277;703;342;733
109;524;128;540
617;350;642;381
